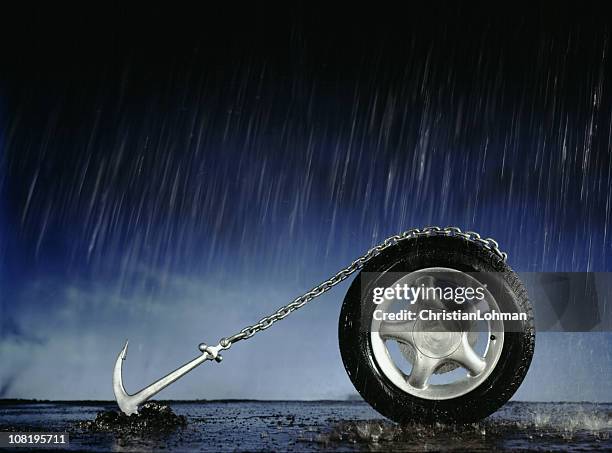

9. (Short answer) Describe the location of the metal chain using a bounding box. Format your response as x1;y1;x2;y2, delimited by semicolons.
215;226;507;351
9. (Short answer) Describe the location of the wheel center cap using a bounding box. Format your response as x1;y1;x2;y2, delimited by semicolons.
412;318;462;359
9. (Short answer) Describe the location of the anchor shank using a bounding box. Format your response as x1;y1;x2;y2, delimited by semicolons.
134;352;213;403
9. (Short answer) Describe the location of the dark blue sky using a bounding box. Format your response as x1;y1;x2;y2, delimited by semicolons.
1;3;612;401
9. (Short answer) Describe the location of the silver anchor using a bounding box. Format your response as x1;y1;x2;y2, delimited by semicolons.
113;340;224;415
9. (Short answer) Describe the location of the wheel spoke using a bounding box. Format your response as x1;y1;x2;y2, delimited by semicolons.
379;319;416;345
450;334;486;376
415;275;448;310
407;354;439;389
460;296;484;331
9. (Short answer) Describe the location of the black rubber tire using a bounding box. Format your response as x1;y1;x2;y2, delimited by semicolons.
338;234;535;424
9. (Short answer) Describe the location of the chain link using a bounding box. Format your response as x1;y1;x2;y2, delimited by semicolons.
216;226;507;350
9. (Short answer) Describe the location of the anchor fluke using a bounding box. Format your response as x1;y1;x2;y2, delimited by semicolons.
113;340;140;415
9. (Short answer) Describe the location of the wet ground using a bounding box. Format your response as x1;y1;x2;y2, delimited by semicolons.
0;400;610;451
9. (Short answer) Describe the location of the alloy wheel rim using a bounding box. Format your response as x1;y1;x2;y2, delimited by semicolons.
369;267;505;400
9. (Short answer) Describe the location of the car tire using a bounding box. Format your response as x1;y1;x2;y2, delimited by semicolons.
338;234;535;424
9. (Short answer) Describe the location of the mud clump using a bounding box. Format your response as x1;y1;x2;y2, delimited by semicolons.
79;402;187;434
